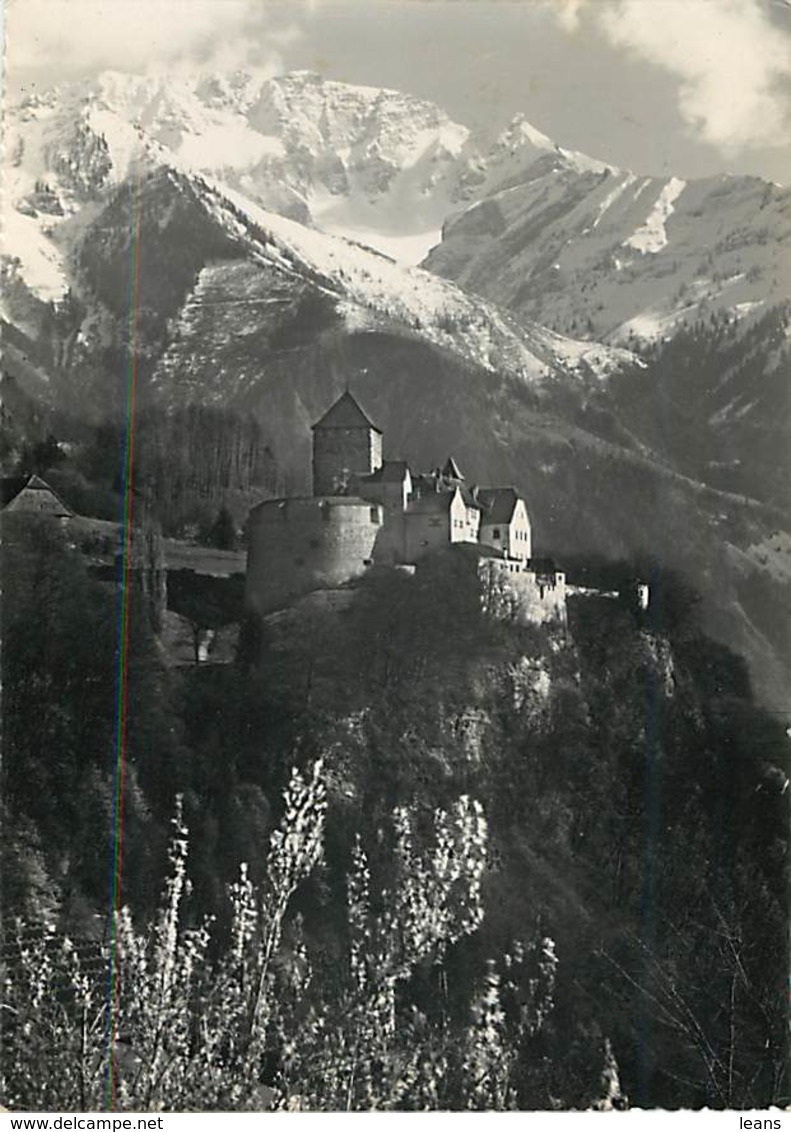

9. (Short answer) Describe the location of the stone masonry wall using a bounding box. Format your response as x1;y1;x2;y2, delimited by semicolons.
312;428;383;496
246;496;383;614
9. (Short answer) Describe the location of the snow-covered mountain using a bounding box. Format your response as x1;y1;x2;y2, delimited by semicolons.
424;158;791;342
150;170;636;397
2;157;638;427
2;67;607;299
6;67;788;344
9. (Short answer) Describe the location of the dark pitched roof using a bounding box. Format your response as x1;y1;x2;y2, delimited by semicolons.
380;460;410;483
470;543;507;560
364;460;410;485
311;391;382;433
406;482;482;515
476;487;521;526
459;485;481;511
1;474;73;517
405;490;454;515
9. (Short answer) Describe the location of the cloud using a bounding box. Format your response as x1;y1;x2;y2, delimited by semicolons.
5;0;303;84
547;0;791;150
550;0;587;31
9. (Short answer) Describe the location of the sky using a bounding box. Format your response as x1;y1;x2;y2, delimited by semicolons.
5;0;791;183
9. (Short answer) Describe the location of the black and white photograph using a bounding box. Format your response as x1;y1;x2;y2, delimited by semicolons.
1;0;789;1114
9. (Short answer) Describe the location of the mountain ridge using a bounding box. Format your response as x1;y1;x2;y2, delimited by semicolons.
6;67;788;339
4;67;600;285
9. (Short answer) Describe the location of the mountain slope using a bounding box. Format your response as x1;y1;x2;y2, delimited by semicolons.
2;68;603;286
6;66;788;339
1;163;637;426
597;306;791;510
424;159;791;342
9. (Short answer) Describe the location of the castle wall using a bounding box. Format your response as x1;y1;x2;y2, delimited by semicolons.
478;559;567;627
405;506;452;562
513;569;567;626
357;474;411;563
312;427;383;496
245;496;383;614
371;512;407;565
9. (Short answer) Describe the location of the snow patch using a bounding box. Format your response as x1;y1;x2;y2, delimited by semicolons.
177;122;284;168
732;300;763;318
86;107;146;180
624;177;686;254
1;209;69;301
319;224;441;266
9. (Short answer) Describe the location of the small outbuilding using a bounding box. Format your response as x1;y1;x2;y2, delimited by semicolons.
0;474;74;520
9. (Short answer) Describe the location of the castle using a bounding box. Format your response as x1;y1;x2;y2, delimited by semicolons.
245;391;567;624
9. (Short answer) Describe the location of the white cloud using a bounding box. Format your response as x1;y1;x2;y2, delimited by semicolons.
551;0;587;31
548;0;791;151
5;0;302;84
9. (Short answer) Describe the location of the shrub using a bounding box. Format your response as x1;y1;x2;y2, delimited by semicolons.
3;764;556;1112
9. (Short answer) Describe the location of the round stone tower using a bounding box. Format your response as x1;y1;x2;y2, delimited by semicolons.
245;496;384;614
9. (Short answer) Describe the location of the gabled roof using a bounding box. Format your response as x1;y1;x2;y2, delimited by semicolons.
311;391;382;433
1;474;73;518
477;487;522;526
442;456;464;481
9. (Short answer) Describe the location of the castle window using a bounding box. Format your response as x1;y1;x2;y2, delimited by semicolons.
363;558;373;566
370;507;380;524
493;527;501;539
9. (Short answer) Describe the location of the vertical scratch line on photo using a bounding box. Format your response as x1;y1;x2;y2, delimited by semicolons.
104;170;143;1111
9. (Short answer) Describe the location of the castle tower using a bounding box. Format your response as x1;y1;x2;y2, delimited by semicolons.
312;390;383;496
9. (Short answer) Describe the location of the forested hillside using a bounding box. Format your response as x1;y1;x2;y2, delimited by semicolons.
3;521;787;1109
